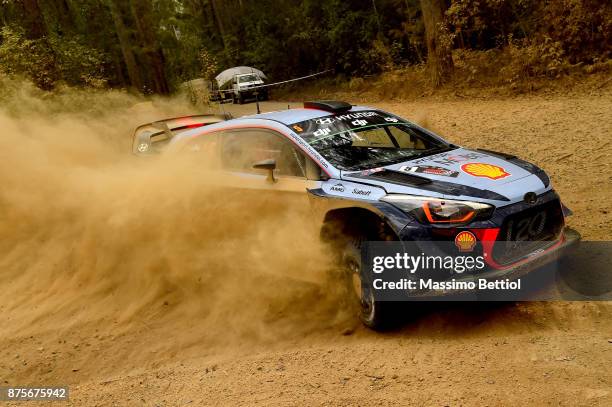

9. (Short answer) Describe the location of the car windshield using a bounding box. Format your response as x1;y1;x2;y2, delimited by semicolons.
238;74;258;83
288;111;452;171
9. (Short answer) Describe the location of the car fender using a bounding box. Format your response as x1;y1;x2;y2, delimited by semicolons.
308;181;414;238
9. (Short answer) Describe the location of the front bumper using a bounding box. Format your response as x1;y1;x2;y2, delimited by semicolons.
238;88;266;98
406;226;581;298
476;227;580;281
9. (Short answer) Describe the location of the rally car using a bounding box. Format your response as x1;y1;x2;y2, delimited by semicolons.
133;101;580;329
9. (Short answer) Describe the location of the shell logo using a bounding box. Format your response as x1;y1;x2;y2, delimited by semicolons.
455;231;477;252
461;163;510;180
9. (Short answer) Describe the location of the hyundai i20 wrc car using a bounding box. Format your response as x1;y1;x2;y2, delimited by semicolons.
133;100;580;329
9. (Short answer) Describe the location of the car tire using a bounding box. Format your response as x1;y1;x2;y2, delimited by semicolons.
238;93;244;104
340;234;395;330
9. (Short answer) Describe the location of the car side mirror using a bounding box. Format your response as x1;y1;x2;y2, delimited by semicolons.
253;159;277;183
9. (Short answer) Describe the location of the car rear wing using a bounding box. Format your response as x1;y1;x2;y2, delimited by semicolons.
132;113;231;155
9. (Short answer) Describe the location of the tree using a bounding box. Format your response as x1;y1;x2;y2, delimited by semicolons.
129;0;169;94
209;0;228;51
22;0;47;39
420;0;453;86
107;0;143;92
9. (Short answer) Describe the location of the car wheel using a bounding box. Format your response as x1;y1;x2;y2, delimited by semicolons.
341;236;394;330
238;93;244;104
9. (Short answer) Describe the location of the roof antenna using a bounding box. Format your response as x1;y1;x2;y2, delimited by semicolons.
251;67;261;114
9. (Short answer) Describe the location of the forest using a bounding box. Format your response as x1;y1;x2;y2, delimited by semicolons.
0;0;610;94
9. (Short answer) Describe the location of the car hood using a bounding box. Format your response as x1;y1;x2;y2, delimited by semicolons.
341;148;550;204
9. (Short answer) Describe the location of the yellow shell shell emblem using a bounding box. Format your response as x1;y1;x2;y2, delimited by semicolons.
455;231;477;252
461;163;510;180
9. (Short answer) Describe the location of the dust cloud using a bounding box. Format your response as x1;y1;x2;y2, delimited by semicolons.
0;80;343;355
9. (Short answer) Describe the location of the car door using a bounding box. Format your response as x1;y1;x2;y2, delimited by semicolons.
215;127;323;219
219;127;318;186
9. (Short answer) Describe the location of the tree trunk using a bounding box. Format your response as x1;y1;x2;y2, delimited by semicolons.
210;0;228;50
22;0;46;39
372;0;382;37
107;0;143;92
22;0;60;89
52;0;76;35
129;0;169;94
420;0;453;87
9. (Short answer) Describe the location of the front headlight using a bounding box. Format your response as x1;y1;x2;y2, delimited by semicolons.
381;195;494;225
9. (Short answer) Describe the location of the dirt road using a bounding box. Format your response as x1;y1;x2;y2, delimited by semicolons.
1;89;611;406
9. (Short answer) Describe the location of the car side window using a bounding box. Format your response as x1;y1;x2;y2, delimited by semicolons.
220;129;309;178
177;132;221;167
182;133;218;153
388;126;427;149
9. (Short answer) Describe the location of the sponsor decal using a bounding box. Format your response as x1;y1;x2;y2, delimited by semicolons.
330;183;345;193
431;152;486;166
400;165;459;178
455;231;477;252
351;119;368;126
352;188;372;197
289;111;408;143
315;118;333;125
334;111;378;122
313;128;331;137
461;163;510;180
288;133;329;168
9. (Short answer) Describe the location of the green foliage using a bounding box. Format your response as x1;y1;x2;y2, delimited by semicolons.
0;0;609;93
505;37;567;79
49;35;108;88
198;49;218;81
446;0;536;48
447;0;611;80
0;26;57;90
0;24;108;89
535;0;612;64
